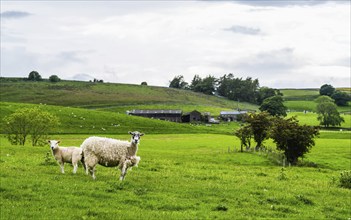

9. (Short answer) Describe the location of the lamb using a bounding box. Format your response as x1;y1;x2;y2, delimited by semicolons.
81;131;144;181
48;140;84;174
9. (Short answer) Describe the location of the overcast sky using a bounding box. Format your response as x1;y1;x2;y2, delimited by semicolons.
1;0;350;88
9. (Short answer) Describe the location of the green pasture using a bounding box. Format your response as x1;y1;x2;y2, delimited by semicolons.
0;80;256;111
0;102;241;135
287;112;351;129
285;100;351;113
280;89;319;101
1;133;350;219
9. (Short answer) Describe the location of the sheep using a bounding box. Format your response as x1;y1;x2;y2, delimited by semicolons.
81;131;144;181
48;140;84;174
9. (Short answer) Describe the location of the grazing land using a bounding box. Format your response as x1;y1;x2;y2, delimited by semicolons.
0;133;350;219
0;79;350;219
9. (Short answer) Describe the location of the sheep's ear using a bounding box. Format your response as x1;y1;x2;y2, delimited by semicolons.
128;131;133;135
57;140;61;144
140;133;144;136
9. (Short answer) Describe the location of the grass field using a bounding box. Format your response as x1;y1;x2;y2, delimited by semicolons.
1;79;350;219
0;133;350;219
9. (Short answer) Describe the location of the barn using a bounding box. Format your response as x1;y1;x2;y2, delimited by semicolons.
181;110;202;123
127;109;183;122
220;110;248;121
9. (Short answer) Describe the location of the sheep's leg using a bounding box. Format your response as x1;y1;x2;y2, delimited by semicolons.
119;163;128;181
73;163;78;174
59;162;65;174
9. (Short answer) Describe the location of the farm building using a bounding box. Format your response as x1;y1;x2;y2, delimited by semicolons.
127;109;183;122
182;110;202;123
220;110;248;121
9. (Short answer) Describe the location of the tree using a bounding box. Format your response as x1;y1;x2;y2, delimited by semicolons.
271;117;319;165
169;75;188;89
316;101;344;127
3;107;60;146
234;125;252;152
331;91;350;106
259;95;287;117
190;74;202;91
28;71;42;81
195;75;217;95
244;112;272;150
49;75;61;82
141;81;148;86
319;84;335;97
256;87;282;105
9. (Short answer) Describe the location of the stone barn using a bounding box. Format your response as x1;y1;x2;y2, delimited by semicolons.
182;110;202;123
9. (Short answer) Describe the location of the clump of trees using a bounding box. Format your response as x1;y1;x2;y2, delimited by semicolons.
3;107;60;146
28;71;42;81
235;112;319;165
315;96;344;127
319;84;350;106
169;74;282;105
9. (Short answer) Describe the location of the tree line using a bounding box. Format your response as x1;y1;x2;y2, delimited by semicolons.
169;74;281;105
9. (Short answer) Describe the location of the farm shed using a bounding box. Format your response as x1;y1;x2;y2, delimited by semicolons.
220;110;248;121
182;110;202;123
128;110;183;122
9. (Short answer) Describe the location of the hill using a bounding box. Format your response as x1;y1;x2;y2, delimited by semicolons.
0;78;257;115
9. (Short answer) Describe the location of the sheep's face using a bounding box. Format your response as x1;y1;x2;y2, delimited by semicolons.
48;140;60;150
129;131;144;145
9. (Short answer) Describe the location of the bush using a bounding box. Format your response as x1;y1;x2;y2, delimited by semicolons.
49;75;61;82
3;107;60;146
339;170;351;189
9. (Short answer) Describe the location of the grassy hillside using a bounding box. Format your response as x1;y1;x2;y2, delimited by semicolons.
0;79;257;113
0;133;350;219
0;102;240;135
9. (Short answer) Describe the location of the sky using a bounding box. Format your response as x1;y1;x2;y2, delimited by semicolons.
1;0;350;88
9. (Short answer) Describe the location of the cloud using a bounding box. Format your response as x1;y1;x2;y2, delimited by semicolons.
223;25;261;35
1;11;32;19
233;0;331;7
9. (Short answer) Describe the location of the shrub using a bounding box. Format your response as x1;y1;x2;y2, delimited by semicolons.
49;75;61;82
3;107;60;146
339;170;351;189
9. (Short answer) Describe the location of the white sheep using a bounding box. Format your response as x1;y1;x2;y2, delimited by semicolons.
48;140;84;174
81;131;144;181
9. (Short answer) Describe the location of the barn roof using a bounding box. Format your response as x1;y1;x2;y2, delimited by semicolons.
129;109;183;114
220;110;248;115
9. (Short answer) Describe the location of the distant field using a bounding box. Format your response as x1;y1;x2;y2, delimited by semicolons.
0;79;257;111
0;102;241;135
280;89;319;101
287;112;351;129
0;133;349;219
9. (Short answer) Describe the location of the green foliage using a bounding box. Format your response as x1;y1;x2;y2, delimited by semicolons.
338;171;351;189
259;95;287;117
319;84;335;97
28;71;42;81
217;73;259;103
270;117;319;165
3;107;60;146
331;91;350;106
256;87;283;105
234;125;252;152
191;75;217;95
316;98;344;127
244;112;272;149
141;81;148;86
169;75;188;89
49;75;61;83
